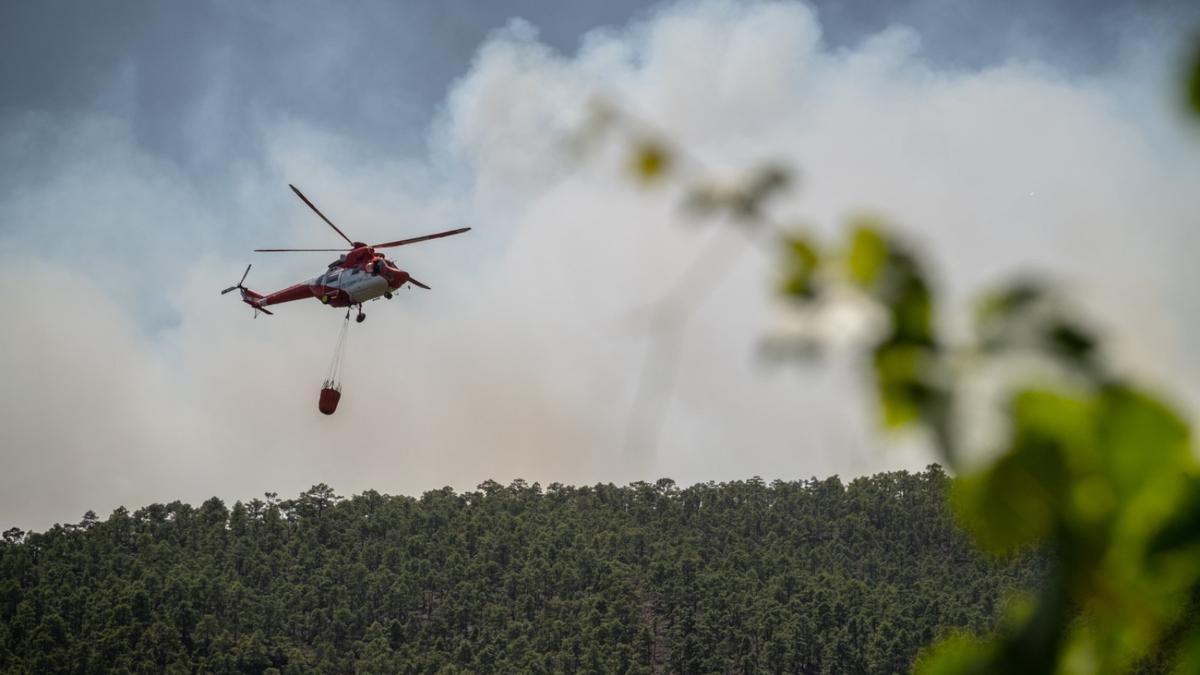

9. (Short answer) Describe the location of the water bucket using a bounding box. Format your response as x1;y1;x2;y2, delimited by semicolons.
318;386;341;415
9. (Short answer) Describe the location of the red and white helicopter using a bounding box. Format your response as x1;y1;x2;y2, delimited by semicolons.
222;184;470;322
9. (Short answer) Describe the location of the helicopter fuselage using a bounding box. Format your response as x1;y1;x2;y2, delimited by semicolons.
235;247;414;313
309;251;410;307
222;183;464;317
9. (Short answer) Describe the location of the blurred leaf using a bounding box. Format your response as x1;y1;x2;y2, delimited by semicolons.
993;576;1071;675
568;98;620;158
1095;386;1190;499
1009;387;1095;458
846;224;888;289
976;289;1105;386
1068;474;1116;528
759;334;824;362
976;281;1051;351
1188;37;1200;117
1147;478;1200;556
630;140;670;183
913;634;993;675
974;281;1100;376
954;388;1084;554
787;235;819;270
1173;623;1200;674
1042;319;1098;373
778;234;820;301
683;184;723;216
954;443;1066;555
733;165;792;218
874;342;939;429
888;269;934;344
684;165;792;220
859;237;941;432
921;580;1071;675
749;164;791;195
979;282;1047;321
779;273;814;299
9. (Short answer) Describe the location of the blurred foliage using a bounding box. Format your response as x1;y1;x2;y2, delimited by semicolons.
630;139;671;183
685;165;792;221
778;234;820;300
583;40;1200;671
777;218;1197;673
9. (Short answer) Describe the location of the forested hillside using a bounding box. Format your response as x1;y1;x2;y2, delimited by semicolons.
0;467;1045;673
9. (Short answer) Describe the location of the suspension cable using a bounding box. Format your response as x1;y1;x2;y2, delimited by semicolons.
325;313;351;388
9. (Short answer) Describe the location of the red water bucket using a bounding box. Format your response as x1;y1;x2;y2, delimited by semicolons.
318;387;341;415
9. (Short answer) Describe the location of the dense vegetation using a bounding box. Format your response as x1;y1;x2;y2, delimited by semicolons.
0;467;1045;674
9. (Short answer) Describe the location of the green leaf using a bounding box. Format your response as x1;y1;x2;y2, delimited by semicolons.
630;140;670;182
1042;319;1098;373
846;224;887;288
978;282;1047;322
973;281;1100;376
954;442;1067;555
954;388;1084;554
1147;481;1200;556
975;281;1050;351
889;271;934;344
1010;388;1095;453
1173;624;1200;675
778;234;820;300
1095;386;1190;499
1188;37;1200;117
878;382;922;429
873;342;939;429
787;234;819;269
913;634;993;675
733;165;792;218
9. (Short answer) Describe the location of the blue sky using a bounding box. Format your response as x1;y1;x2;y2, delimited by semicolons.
2;0;1198;530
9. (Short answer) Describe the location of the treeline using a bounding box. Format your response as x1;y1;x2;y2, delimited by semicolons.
0;467;1045;673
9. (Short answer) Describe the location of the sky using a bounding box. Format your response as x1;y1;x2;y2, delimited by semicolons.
2;0;1199;530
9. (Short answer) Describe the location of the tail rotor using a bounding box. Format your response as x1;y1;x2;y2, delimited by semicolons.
221;264;273;317
221;264;252;295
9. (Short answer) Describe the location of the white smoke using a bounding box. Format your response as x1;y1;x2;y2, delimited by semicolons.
2;0;1198;530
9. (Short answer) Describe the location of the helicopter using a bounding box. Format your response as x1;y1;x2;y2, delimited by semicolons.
222;184;470;322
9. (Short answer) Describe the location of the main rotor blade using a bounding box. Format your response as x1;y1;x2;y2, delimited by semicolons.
409;277;431;290
289;184;355;247
221;286;239;295
372;227;471;249
239;264;252;285
254;248;351;252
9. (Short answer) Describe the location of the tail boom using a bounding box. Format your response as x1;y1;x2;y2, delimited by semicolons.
238;288;274;315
